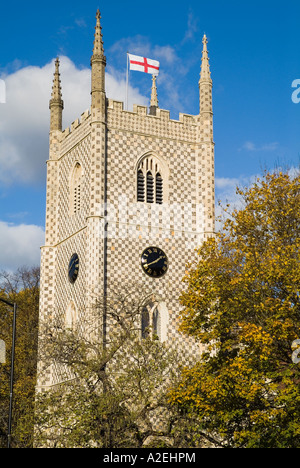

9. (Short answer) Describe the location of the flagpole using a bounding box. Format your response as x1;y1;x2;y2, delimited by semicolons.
126;52;129;111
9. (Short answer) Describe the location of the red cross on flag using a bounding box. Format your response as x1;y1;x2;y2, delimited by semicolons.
128;54;160;75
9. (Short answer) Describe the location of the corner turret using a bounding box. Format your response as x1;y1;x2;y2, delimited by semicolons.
49;58;64;132
199;34;213;116
90;9;106;115
196;34;215;238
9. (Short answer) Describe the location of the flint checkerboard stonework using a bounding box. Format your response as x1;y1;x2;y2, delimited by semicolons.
36;12;215;391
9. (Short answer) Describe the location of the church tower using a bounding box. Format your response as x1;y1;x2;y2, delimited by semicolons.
36;10;215;390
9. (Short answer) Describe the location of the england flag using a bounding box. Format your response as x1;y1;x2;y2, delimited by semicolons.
128;54;160;75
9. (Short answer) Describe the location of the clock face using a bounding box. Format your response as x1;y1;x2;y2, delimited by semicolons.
68;254;79;284
141;247;168;278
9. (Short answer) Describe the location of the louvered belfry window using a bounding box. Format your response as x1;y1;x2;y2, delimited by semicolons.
146;171;154;203
137;156;164;204
155;173;163;204
137;170;145;202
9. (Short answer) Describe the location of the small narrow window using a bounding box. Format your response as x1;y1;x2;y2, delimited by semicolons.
156;173;163;205
146;171;154;203
137;170;145;202
70;163;82;216
77;184;81;212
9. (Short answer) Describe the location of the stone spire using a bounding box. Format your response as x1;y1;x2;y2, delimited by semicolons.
197;34;215;237
49;58;64;132
199;34;213;115
92;9;105;59
199;35;212;83
149;75;159;115
91;9;106;112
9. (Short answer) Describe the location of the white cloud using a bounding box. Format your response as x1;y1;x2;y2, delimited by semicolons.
182;9;199;43
105;65;147;111
153;45;178;64
0;55;233;268
0;56;147;186
239;141;279;152
0;221;44;272
107;35;188;113
215;177;241;190
0;57;148;272
215;175;252;231
215;167;300;231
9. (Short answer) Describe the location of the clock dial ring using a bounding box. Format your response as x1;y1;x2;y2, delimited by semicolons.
68;253;79;284
141;247;168;278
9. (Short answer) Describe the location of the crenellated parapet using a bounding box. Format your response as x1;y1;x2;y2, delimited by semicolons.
56;100;198;158
106;99;197;143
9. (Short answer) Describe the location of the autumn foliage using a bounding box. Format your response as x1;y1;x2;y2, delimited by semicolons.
170;171;300;448
0;268;39;448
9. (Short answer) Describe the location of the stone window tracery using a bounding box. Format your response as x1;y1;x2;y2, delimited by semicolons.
141;301;169;342
137;155;167;205
65;301;77;330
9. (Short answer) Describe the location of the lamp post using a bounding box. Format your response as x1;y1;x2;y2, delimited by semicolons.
0;298;17;449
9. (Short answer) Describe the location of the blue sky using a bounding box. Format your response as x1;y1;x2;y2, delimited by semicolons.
0;0;300;270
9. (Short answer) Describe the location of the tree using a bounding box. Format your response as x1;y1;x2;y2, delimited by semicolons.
0;267;40;448
170;170;300;448
35;285;207;448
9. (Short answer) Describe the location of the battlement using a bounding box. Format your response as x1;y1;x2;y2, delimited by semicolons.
107;98;196;126
59;98;198;155
61;109;91;139
105;99;197;143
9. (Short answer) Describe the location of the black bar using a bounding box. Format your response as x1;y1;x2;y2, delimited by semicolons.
0;298;14;308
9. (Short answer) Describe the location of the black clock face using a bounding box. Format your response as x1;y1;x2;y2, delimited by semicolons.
68;254;79;284
141;247;168;278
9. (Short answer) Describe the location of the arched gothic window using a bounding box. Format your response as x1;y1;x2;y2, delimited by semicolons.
70;163;83;215
137;155;166;205
65;301;77;330
141;301;168;342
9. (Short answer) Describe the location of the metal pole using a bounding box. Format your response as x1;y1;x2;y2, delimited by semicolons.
0;298;16;449
7;303;16;449
126;52;129;110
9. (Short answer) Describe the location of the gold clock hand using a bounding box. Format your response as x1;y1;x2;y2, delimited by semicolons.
144;256;163;268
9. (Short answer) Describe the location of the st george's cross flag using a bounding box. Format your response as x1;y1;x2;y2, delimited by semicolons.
128;54;160;75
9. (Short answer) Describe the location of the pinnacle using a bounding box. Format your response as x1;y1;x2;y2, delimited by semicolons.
200;34;211;82
150;75;159;108
50;57;63;102
49;57;63;131
92;8;105;60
